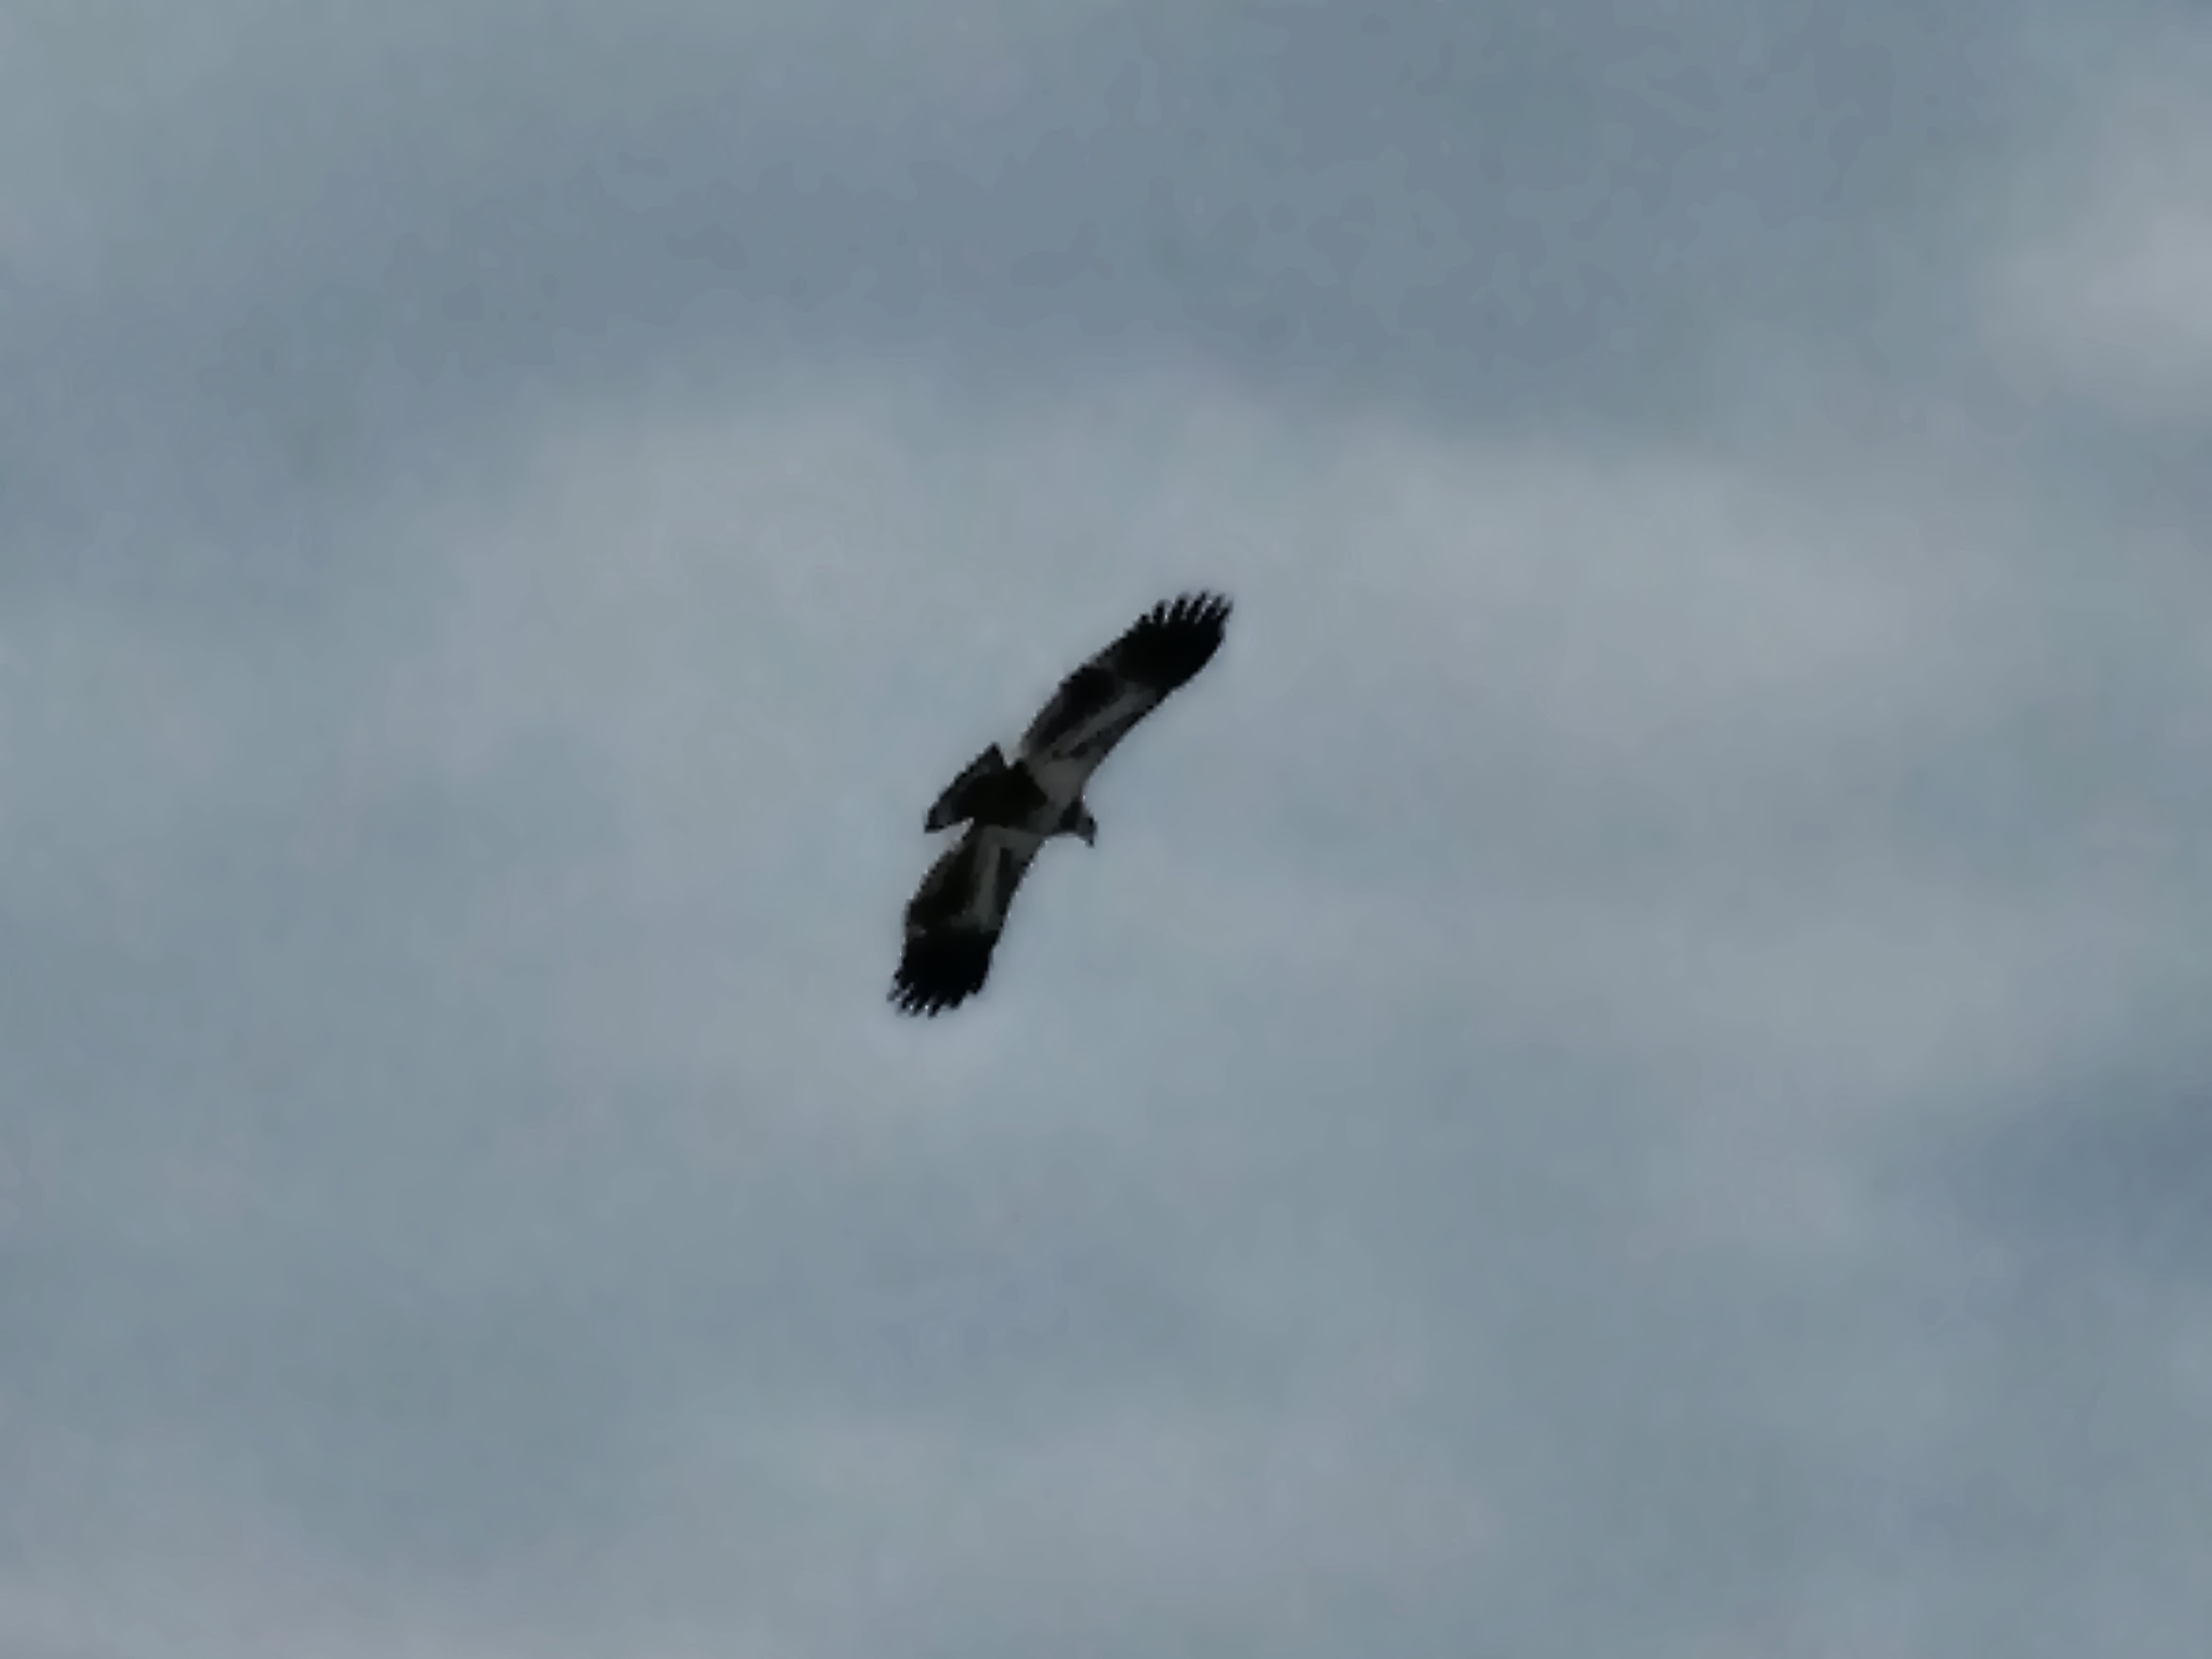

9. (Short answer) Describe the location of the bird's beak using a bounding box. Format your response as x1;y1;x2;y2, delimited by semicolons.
1080;821;1097;847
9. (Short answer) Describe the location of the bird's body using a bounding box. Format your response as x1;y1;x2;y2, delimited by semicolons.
921;744;1081;839
891;591;1233;1016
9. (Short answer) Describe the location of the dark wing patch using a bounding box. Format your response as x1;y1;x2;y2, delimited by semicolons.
989;841;1024;914
1019;590;1233;766
902;831;985;935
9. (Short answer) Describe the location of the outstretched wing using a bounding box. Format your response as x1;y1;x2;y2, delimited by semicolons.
890;824;1044;1015
1017;591;1232;790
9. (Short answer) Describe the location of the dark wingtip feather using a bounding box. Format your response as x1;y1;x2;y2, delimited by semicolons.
890;931;995;1017
1146;590;1233;630
1117;590;1233;690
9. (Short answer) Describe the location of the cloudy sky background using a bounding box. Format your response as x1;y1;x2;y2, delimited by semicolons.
5;1;2210;1653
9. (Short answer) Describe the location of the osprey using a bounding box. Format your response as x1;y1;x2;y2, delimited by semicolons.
890;591;1234;1016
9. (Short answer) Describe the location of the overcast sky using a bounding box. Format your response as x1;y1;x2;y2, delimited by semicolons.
5;2;2210;1655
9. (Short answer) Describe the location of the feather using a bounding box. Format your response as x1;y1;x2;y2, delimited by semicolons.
1019;592;1233;786
890;825;1042;1015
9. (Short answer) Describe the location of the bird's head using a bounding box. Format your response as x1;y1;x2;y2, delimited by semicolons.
1068;803;1098;847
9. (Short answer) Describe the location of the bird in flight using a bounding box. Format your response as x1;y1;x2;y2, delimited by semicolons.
890;591;1234;1016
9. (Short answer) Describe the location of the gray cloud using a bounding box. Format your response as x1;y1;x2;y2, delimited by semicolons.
4;0;2084;576
6;2;2212;1656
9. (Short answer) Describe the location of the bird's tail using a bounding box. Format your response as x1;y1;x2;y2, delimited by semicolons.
924;745;1009;832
